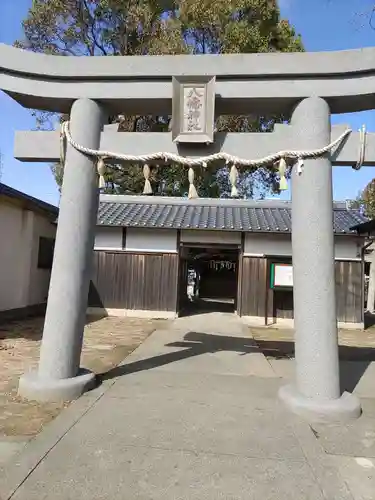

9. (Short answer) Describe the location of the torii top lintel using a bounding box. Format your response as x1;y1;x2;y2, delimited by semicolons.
1;43;375;115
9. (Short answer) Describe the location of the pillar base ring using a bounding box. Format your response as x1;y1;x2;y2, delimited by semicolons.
279;384;362;423
18;368;97;402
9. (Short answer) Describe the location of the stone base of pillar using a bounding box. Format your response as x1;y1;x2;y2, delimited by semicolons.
279;384;362;423
18;369;96;402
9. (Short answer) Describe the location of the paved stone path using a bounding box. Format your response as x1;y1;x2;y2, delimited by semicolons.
0;313;374;499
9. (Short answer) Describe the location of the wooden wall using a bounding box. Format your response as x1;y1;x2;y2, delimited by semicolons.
335;260;363;324
89;251;363;323
89;251;179;312
265;257;293;323
270;290;294;320
238;256;293;320
238;256;363;324
238;257;267;318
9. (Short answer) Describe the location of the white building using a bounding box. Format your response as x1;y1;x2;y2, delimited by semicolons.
0;183;57;320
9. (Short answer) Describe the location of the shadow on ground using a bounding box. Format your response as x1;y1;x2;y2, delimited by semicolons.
101;332;375;395
179;299;235;318
101;331;259;381
254;339;375;394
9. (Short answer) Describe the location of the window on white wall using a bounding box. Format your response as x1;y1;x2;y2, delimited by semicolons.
37;237;55;269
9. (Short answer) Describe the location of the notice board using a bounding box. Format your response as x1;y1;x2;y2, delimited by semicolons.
270;263;293;289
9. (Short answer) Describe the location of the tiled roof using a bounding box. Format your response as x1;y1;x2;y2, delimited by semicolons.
97;196;367;235
350;218;375;235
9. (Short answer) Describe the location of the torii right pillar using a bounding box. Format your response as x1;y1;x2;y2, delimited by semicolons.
279;97;362;422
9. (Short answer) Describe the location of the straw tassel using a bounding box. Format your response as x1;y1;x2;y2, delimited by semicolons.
97;158;107;189
143;164;153;194
278;157;288;191
188;167;198;199
229;164;239;197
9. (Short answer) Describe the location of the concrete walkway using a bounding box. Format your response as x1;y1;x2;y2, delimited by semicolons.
1;313;374;499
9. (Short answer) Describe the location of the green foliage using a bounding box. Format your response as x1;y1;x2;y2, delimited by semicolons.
348;178;375;220
356;179;375;219
18;0;303;197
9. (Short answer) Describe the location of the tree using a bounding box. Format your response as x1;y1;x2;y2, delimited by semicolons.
360;180;375;218
17;0;303;197
348;181;375;218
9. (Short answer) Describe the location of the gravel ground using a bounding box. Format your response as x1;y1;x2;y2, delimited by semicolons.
0;315;167;437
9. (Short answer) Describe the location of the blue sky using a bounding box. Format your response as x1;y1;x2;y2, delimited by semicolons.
1;0;375;205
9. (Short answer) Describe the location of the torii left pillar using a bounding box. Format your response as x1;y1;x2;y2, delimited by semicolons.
19;99;107;401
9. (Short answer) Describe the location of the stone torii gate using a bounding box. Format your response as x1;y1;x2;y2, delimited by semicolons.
1;44;375;422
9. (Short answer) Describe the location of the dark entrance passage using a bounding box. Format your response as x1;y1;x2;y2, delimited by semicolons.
178;246;239;316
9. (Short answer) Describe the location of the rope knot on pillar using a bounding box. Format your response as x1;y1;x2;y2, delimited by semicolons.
143;164;153;194
188;167;198;199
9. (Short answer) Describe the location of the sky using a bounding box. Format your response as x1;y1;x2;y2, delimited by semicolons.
1;0;375;205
